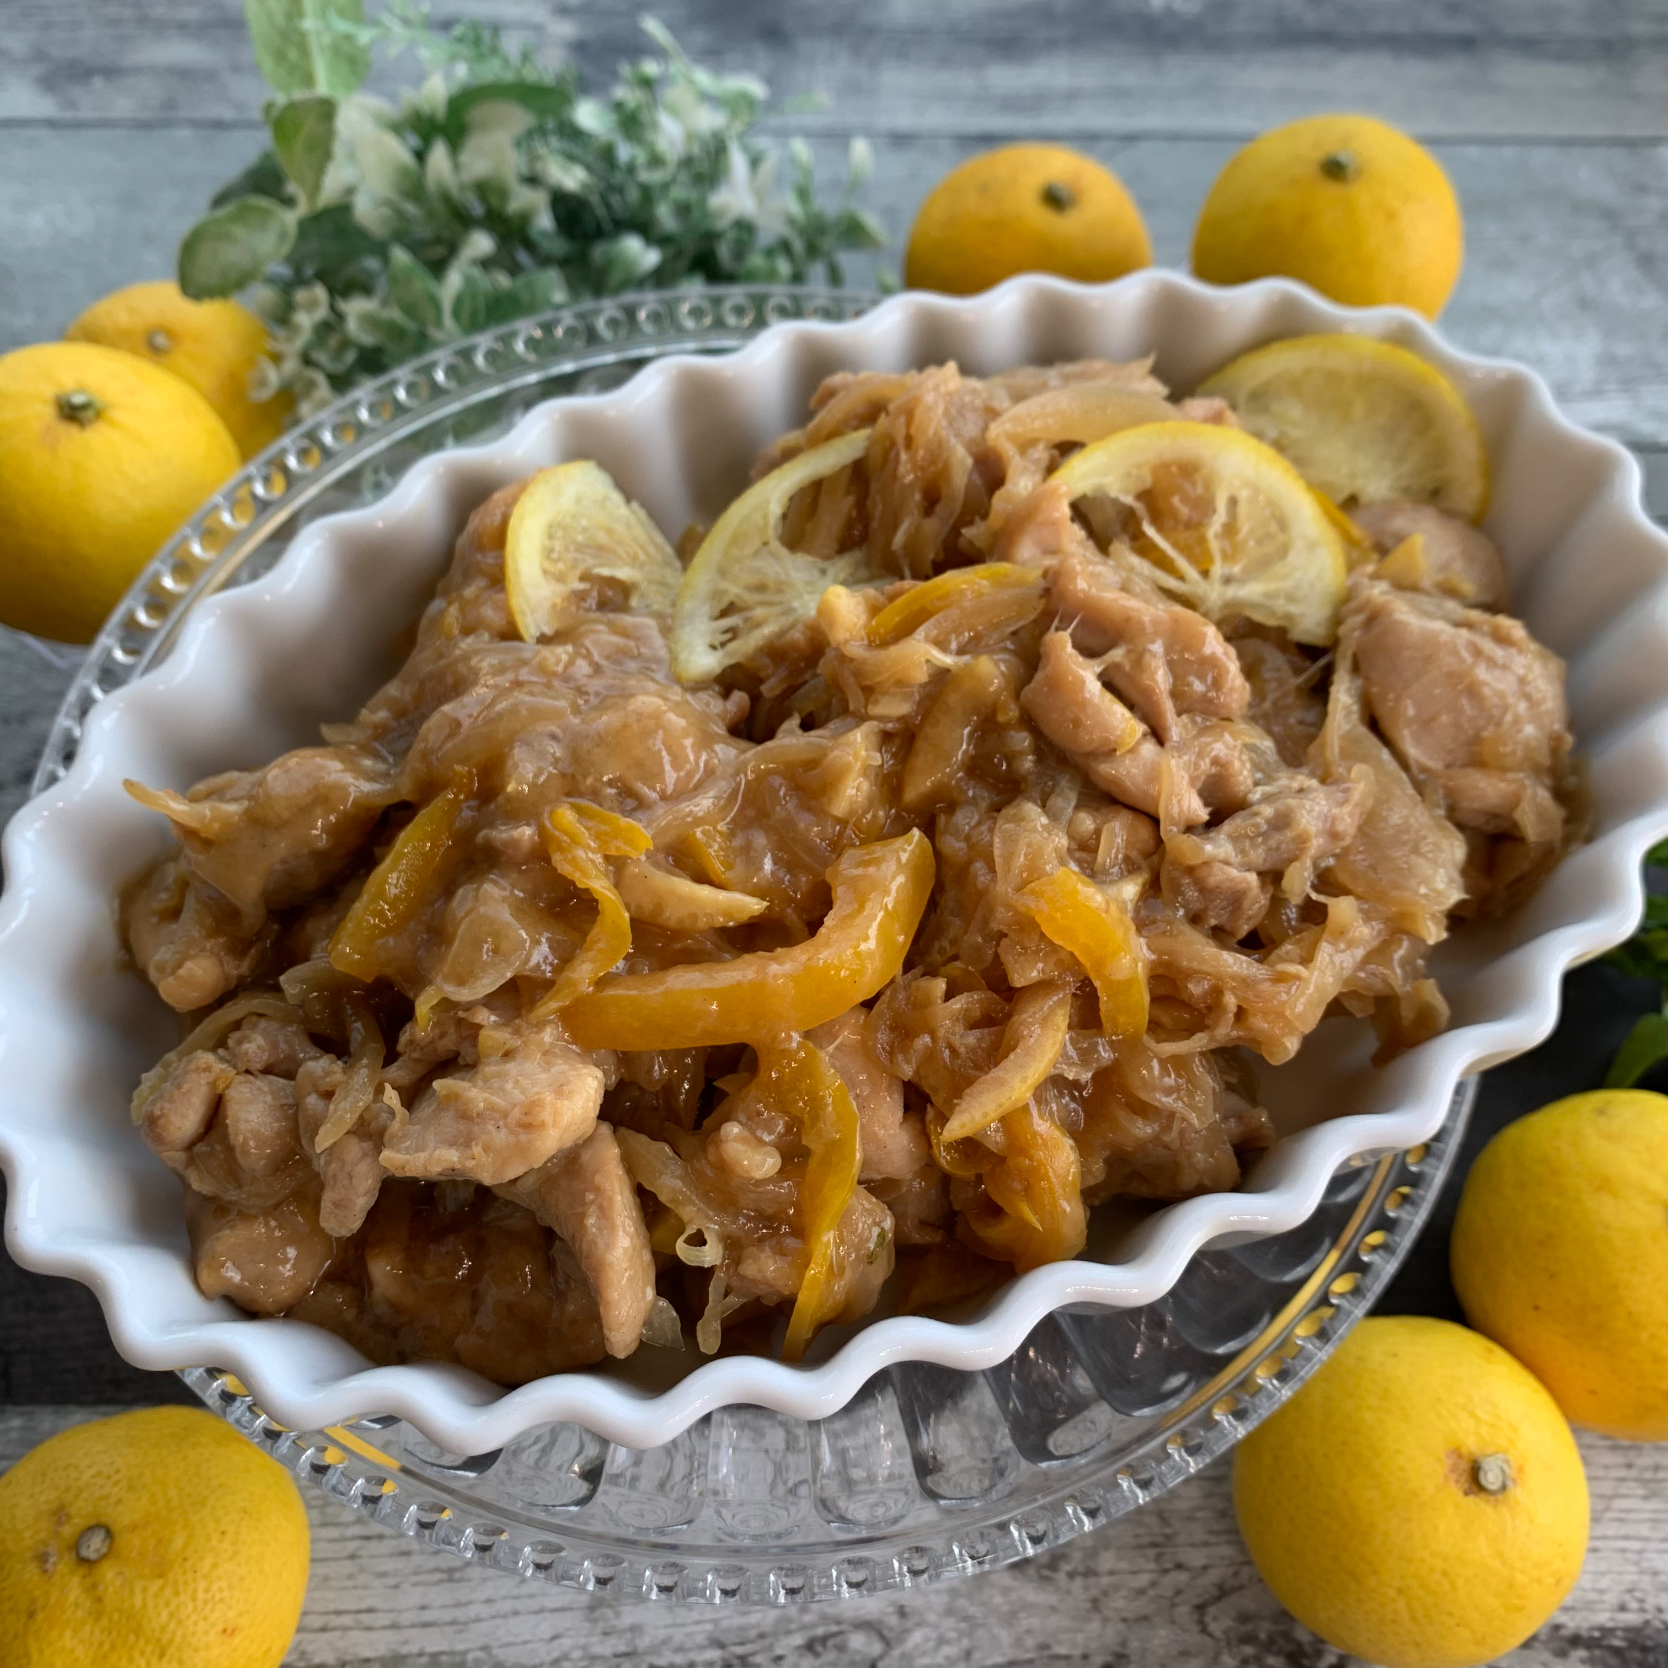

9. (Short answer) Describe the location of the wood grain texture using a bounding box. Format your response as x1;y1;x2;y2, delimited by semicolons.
2;127;1666;445
1;1406;1663;1667
3;1;1668;1659
4;0;1666;139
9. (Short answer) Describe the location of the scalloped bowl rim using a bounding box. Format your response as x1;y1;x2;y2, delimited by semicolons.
4;271;1668;1451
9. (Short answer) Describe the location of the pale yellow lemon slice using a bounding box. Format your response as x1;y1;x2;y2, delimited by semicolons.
670;427;877;683
1197;333;1488;521
1050;419;1349;646
505;460;684;642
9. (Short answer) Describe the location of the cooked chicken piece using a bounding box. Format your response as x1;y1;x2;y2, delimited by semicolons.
186;1183;334;1314
1022;632;1209;825
1160;767;1364;938
1168;775;1367;896
810;1007;928;1183
152;1059;312;1212
224;1014;322;1078
293;1053;345;1148
396;615;742;810
1232;634;1327;768
1067;799;1162;879
380;1018;605;1185
221;1072;302;1177
1161;858;1272;939
123;857;268;1013
293;1052;398;1239
457;1218;609;1382
1093;734;1201;826
389;992;519;1085
1309;662;1468;943
1346;579;1570;842
140;1050;234;1154
868;1162;954;1246
502;1122;656;1359
1351;501;1510;610
130;744;394;921
1172;718;1257;819
1049;549;1250;741
1023;631;1145;757
318;1126;388;1240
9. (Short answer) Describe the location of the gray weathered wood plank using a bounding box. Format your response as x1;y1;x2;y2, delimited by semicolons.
1;1406;1662;1667
565;0;1668;143
2;0;1665;140
3;126;1664;446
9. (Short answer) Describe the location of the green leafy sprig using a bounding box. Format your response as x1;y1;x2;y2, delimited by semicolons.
1603;839;1668;1086
180;0;883;419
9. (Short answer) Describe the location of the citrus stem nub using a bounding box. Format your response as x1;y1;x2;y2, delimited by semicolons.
55;389;105;428
146;328;174;354
75;1524;113;1562
1041;180;1076;211
1473;1453;1514;1496
1320;149;1361;183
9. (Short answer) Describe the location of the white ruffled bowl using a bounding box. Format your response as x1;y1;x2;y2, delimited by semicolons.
4;272;1667;1452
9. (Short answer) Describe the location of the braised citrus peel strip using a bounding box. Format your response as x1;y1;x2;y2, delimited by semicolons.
1017;867;1149;1039
1050;419;1349;646
866;562;1042;646
973;1105;1087;1272
329;770;475;982
1197;333;1488;521
771;1036;863;1362
560;830;935;1050
505;460;684;643
533;800;653;1016
939;977;1074;1145
671;427;878;683
613;857;769;931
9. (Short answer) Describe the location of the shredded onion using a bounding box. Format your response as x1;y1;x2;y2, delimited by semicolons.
379;1082;409;1139
639;1295;685;1351
314;1000;385;1151
129;992;301;1122
696;1269;745;1356
674;1223;724;1268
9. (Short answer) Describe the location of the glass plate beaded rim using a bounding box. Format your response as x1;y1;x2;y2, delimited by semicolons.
179;1082;1471;1604
31;285;878;796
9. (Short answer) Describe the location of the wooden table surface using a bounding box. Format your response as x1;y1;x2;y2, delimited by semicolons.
2;3;1666;1662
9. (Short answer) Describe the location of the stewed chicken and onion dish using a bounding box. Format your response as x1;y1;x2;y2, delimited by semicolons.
121;339;1578;1383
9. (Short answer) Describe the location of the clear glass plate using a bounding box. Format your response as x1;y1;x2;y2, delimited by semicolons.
35;285;1469;1600
182;1096;1465;1602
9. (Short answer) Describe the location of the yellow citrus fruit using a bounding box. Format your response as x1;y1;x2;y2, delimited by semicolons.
1452;1088;1668;1441
506;460;685;643
1192;114;1464;318
671;426;881;683
1049;419;1349;645
1235;1316;1588;1668
1198;333;1488;519
0;1406;309;1668
66;281;291;460
906;144;1152;295
0;341;240;643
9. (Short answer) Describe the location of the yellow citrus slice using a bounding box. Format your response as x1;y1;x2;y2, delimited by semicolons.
1050;419;1349;646
671;427;878;683
1197;333;1488;521
505;460;684;642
